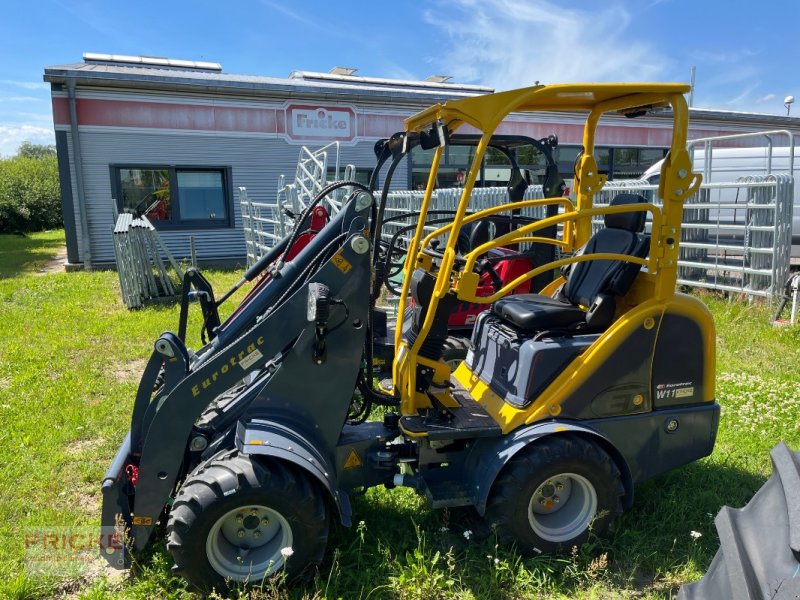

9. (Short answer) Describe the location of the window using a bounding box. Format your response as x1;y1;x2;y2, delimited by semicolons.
113;166;232;229
326;166;374;187
612;147;668;179
409;143;522;190
555;145;583;178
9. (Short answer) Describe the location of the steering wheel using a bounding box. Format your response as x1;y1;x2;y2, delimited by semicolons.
420;243;469;267
418;245;505;296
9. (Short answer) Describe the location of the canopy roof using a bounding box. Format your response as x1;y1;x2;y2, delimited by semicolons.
405;82;692;133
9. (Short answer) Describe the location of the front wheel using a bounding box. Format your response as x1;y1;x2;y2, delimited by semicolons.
166;450;329;592
486;435;623;555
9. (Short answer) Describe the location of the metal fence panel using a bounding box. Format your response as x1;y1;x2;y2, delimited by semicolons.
242;173;794;302
595;176;794;299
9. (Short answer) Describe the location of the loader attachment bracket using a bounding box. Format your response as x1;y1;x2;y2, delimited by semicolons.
178;268;220;343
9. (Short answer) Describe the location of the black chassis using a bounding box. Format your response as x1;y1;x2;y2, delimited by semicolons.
101;189;385;566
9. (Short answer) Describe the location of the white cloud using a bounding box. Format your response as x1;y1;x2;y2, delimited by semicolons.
725;84;760;107
260;0;325;31
0;96;44;103
0;124;55;158
693;86;788;114
381;65;421;82
423;0;667;90
754;93;777;104
11;112;54;125
0;79;48;91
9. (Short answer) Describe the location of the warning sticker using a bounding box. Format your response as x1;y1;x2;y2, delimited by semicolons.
343;449;363;469
332;253;352;274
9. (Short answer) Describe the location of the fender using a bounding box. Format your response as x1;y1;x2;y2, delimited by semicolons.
468;421;635;514
236;419;352;526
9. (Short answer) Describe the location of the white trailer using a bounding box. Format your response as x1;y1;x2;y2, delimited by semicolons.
640;130;798;258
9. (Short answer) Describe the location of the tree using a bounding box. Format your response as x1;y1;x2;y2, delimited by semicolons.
0;147;62;233
16;141;56;159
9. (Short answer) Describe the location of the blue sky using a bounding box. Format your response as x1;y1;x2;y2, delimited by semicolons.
0;0;798;156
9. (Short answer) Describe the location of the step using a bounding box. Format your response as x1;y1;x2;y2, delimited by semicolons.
399;383;501;441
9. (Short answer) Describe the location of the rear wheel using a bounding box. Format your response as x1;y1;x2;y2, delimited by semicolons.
167;450;328;592
486;435;623;555
442;335;471;372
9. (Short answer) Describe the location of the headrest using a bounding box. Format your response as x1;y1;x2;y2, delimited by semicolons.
603;193;647;233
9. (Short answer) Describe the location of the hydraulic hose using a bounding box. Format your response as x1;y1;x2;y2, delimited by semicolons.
279;180;370;268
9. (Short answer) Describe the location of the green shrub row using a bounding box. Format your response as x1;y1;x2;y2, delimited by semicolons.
0;143;62;233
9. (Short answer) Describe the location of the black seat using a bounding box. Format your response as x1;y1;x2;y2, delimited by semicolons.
492;193;649;333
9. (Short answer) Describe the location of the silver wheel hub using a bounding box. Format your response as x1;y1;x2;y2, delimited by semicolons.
527;473;597;543
446;358;462;372
206;504;293;582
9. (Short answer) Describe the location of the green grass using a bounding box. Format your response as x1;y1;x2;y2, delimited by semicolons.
0;230;65;278
0;230;798;599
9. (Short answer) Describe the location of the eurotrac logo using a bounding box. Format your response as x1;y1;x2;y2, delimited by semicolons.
286;104;356;141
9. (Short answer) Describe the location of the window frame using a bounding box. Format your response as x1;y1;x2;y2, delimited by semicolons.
325;166;376;188
111;164;234;230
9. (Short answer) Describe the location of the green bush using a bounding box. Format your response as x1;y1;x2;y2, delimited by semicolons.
0;146;62;233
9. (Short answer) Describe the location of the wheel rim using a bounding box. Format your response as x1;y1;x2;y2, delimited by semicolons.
445;358;463;372
206;504;293;582
527;473;597;543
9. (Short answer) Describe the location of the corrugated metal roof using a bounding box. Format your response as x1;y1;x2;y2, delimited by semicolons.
43;61;493;103
43;58;800;129
287;70;491;93
688;107;800;126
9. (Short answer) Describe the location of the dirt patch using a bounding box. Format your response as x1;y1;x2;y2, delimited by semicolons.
74;489;100;515
66;437;103;457
113;358;148;383
56;559;127;598
36;246;68;275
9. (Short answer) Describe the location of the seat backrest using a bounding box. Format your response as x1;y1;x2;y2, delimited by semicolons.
561;193;648;310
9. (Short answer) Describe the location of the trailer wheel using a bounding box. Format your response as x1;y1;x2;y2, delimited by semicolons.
442;335;471;372
486;435;623;555
166;451;328;592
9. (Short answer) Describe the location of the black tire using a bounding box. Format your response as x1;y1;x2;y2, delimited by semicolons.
442;335;471;371
486;434;623;555
166;450;328;592
679;442;800;600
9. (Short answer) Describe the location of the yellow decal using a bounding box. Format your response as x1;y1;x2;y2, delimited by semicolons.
132;516;153;526
191;336;266;397
343;449;363;469
332;252;352;274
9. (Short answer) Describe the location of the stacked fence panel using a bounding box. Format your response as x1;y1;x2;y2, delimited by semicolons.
594;176;794;299
112;214;184;309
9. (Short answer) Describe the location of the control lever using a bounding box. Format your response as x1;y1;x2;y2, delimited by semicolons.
479;260;504;293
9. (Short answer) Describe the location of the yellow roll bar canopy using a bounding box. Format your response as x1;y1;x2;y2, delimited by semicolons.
406;83;689;133
393;83;702;416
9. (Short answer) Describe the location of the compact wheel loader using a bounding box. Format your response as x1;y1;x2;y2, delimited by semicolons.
100;83;719;591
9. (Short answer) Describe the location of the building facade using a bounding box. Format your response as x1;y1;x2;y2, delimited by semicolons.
45;54;800;268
